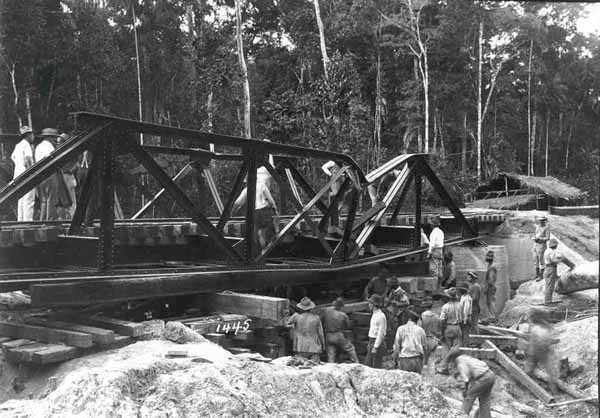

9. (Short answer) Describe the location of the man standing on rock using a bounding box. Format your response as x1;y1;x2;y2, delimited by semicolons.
393;310;427;374
467;272;481;335
446;346;495;418
533;215;550;281
427;215;444;288
366;294;386;369
542;238;574;305
285;297;325;362
321;297;359;363
484;250;497;321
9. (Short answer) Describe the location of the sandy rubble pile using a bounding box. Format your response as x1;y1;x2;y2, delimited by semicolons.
0;339;457;418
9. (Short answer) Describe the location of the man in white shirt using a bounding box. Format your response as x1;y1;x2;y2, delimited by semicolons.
393;310;427;374
11;126;36;221
35;128;60;221
427;215;444;287
457;282;472;346
234;170;279;254
366;294;386;369
542;238;574;305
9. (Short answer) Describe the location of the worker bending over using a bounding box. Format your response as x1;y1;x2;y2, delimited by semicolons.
446;347;496;418
393;310;427;374
285;297;325;362
11;126;36;221
320;298;359;363
525;309;559;394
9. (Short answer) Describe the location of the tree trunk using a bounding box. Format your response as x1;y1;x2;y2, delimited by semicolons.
439;113;445;158
313;0;329;81
132;4;143;144
433;107;438;153
235;0;251;138
476;21;483;180
422;51;429;153
527;38;533;175
25;91;33;131
417;129;423;153
462;112;467;176
531;109;537;176
9;63;22;128
545;110;549;176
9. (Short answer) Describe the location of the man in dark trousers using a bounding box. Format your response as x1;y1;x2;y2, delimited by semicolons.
467;271;482;336
393;310;427;374
484;250;497;321
285;297;325;362
446;346;496;418
321;297;359;363
365;294;386;369
440;287;463;350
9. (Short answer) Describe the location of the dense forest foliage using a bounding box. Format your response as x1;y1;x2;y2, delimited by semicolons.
1;0;598;212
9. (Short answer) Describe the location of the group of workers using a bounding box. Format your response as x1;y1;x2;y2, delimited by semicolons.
11;125;77;222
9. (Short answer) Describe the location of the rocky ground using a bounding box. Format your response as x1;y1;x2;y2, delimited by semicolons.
0;339;456;418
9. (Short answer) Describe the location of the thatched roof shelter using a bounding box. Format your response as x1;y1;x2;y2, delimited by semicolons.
472;173;587;209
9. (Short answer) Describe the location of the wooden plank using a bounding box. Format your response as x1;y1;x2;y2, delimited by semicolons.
31;345;79;365
187;315;249;335
459;347;497;360
469;334;518;349
547;397;598;407
25;318;116;345
4;342;50;363
483;339;554;403
196;292;289;322
0;336;12;344
2;339;37;350
533;370;598;406
0;321;93;348
75;316;144;337
351;312;371;327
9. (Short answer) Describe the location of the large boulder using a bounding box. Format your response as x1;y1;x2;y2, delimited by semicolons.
163;321;206;344
0;341;456;418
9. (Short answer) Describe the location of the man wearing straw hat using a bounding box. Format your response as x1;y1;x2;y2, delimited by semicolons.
35;128;60;221
285;296;325;362
365;294;387;368
427;215;444;288
532;215;550;280
11;126;36;221
321;297;359;363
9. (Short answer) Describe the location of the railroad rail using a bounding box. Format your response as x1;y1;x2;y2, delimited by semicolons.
0;113;499;307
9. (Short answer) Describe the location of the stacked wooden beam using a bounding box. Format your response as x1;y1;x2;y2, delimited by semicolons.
0;316;141;365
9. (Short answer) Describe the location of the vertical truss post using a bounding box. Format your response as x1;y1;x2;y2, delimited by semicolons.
98;137;115;271
217;161;248;232
245;150;257;261
69;147;100;235
332;186;359;262
414;164;422;248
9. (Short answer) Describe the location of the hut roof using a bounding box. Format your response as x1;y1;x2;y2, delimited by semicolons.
467;194;537;210
478;173;586;200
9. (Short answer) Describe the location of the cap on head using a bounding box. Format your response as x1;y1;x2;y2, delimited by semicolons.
467;271;478;281
40;128;59;138
297;296;316;312
368;294;384;308
548;238;558;248
19;125;33;137
333;297;344;309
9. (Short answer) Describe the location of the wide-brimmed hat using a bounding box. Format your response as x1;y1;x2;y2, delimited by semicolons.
333;297;344;309
444;287;458;299
548;238;558;248
19;125;33;137
430;215;441;226
485;250;494;261
40;128;59;137
456;282;469;292
536;215;547;222
467;271;478;281
297;297;316;311
368;294;384;308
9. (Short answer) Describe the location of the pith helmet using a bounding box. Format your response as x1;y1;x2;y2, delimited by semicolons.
40;128;59;137
19;126;33;137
